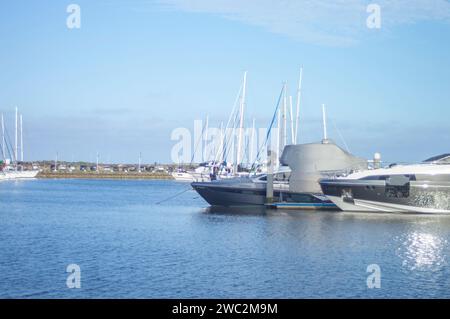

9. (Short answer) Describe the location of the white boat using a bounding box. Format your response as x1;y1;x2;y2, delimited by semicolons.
171;170;195;182
2;169;39;180
193;98;368;208
319;154;450;214
0;108;39;180
172;162;235;182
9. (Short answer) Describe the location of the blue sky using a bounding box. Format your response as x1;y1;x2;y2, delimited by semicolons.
0;0;449;163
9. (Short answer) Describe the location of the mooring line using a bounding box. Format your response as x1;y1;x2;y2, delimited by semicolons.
155;187;193;205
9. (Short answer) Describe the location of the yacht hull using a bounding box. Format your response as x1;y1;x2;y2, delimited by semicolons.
320;179;450;214
192;182;273;206
192;181;334;208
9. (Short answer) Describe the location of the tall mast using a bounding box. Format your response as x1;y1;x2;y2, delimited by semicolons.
96;152;99;172
138;152;141;173
289;95;294;144
249;118;255;165
282;82;287;149
20;114;23;162
15;107;18;164
1;114;5;161
295;67;303;144
219;121;224;163
276;108;281;169
203;114;209;162
236;71;247;173
322;104;328;141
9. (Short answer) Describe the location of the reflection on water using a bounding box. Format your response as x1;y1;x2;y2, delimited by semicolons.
204;205;268;216
397;232;447;271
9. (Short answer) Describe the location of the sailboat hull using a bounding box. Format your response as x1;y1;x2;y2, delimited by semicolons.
1;170;39;180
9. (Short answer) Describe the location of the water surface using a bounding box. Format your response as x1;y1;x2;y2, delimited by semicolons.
0;179;449;298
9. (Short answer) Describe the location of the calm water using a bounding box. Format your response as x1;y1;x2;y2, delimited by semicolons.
0;179;450;298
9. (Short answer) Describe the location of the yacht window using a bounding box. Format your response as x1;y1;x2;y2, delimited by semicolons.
360;175;388;180
385;175;410;198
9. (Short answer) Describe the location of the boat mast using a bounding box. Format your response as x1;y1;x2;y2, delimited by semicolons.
289;95;294;144
322;104;328;142
1;114;5;161
235;71;247;174
20;114;23;162
276;108;281;169
138;152;142;173
219;121;224;163
203;114;209;162
249;118;255;165
282;82;287;149
295;67;303;144
15;107;18;166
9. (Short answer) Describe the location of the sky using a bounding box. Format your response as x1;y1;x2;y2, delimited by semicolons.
0;0;449;164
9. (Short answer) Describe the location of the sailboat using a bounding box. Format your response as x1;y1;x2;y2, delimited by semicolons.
173;72;252;182
191;68;368;208
0;108;39;180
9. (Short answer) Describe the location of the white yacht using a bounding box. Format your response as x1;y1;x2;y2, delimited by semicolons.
2;169;39;180
192;140;367;207
319;154;450;214
171;169;195;182
172;162;216;182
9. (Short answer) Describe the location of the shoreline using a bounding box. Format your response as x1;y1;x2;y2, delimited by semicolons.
37;172;174;180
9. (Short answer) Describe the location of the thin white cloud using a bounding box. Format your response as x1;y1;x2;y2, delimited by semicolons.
156;0;450;46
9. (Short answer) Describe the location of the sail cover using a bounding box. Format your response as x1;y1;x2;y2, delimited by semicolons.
280;141;367;193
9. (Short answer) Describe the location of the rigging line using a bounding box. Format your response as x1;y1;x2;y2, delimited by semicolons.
330;115;350;153
155;187;193;205
4;127;16;162
189;118;208;165
251;85;284;169
242;133;250;165
213;82;243;163
222;108;241;165
216;99;240;164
